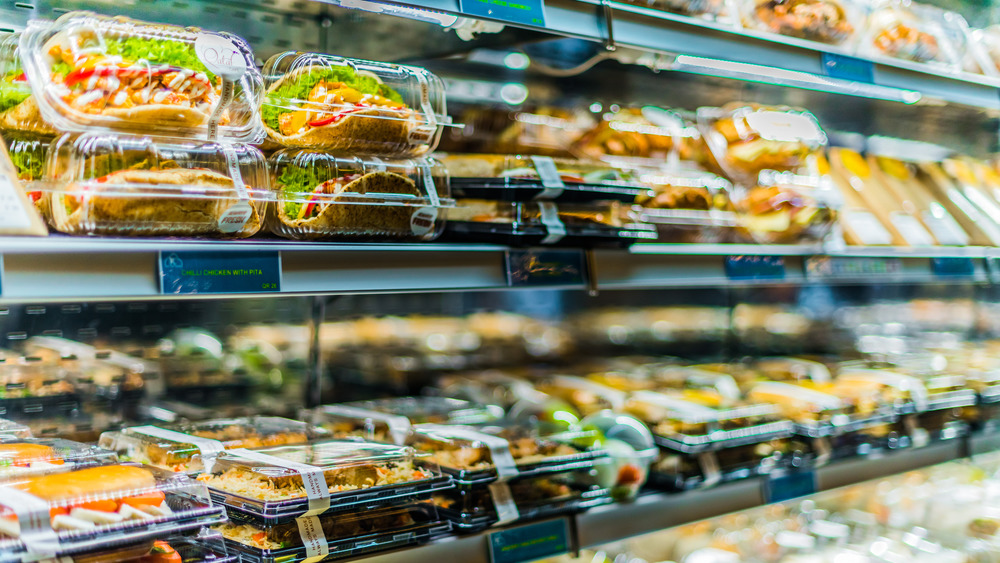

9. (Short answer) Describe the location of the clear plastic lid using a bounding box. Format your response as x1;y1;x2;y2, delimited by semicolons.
24;337;149;396
570;107;696;166
260;51;450;156
859;0;961;68
698;103;828;187
0;355;78;405
83;531;238;563
0;463;224;558
747;381;849;423
443;153;650;203
968;26;1000;76
20;12;265;142
740;0;860;45
835;368;930;411
0;438;116;478
196;440;446;522
42;132;270;238
732;169;838;244
267;149;451;242
635;168;737;244
0;30;56;137
755;357;834;384
0;419;30;439
533;375;628;415
310;397;504;444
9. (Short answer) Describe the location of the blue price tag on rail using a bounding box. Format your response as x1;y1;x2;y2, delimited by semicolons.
458;0;546;27
725;255;785;281
931;257;975;278
506;249;587;287
820;52;874;83
159;251;281;294
763;469;817;504
489;518;570;563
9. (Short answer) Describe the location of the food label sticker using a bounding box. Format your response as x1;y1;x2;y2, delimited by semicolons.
762;468;817;504
489;518;570;563
538;202;566;244
194;33;248;81
488;481;520;525
745;111;824;144
0;175;32;231
218;201;254;234
420;164;441;207
128;425;226;473
458;0;546;27
409;73;437;145
410;206;438;237
207;79;235;140
921;209;969;246
296;515;330;563
889;212;935;246
224;449;331;516
319;405;412;445
842;210;893;245
530;156;565;199
820;52;874;84
415;424;519;480
160;251;281;294
0;487;59;559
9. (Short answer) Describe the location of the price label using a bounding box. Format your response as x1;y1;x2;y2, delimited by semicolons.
458;0;546;27
820;52;874;84
489;518;570;563
805;256;902;279
160;251;281;294
724;255;785;281
763;469;817;504
505;249;586;287
931;257;976;278
841;210;893;246
195;33;248;81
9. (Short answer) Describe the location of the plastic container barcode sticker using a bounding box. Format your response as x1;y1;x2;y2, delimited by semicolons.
538;202;567;244
129;425;227;473
296;515;330;563
320;404;413;445
218;144;253;233
0;487;60;559
409;73;437;145
225;449;331;516
530;156;566;199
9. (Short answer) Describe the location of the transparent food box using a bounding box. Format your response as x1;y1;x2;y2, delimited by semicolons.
93;532;238;563
219;503;446;563
532;375;627;416
443;199;656;248
443;153;650;203
197;440;451;524
634;168;738;243
6;133;49;213
0;356;81;419
571;107;695;164
308;397;503;444
42;133;270;238
260;51;450;156
0;438;116;479
0;419;30;439
859;0;962;67
0;463;226;561
99;416;328;473
740;0;860;45
0;30;56;137
267;149;451;241
24;337;148;405
20;12;265;142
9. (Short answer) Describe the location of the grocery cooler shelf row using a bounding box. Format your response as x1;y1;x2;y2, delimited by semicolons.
361;436;980;563
0;238;996;302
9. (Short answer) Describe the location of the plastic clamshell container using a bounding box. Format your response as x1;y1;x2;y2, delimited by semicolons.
444;199;656;248
698;103;828;186
0;438;117;478
747;380;897;437
443;153;650;203
24;337;148;402
260;51;450;156
94;531;238;563
858;0;962;69
0;419;30;439
19;12;265;142
411;424;609;485
5;133;50;214
532;375;628;416
754;357;834;384
835;368;930;412
968;25;1000;76
0;30;56;136
740;0;861;45
0;463;226;560
635;168;738;243
571;107;694;165
732;169;839;244
309;397;503;444
197;440;450;524
43;132;271;238
219;503;447;563
0;356;80;420
268;150;451;241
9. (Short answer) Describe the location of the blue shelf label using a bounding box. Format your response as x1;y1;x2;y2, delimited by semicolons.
160;251;281;294
931;257;975;277
725;255;785;281
489;518;570;563
805;256;902;278
506;249;587;287
459;0;546;27
763;469;817;504
821;52;874;84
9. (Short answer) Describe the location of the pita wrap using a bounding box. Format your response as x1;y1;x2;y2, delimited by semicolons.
51;168;260;237
263;65;422;153
275;171;423;240
0;96;57;136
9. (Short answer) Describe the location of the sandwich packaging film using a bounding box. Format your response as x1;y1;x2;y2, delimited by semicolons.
634;167;739;244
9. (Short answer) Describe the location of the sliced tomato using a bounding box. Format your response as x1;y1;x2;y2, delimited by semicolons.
48;507;69;519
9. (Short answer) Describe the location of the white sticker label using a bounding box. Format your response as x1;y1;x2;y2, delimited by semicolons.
410;206;438;237
922;208;969;246
0;175;32;230
889;212;935;246
218;201;254;234
225;449;330;516
744;111;824;143
538;202;566;244
842;210;893;246
296;515;330;563
194;33;248;81
530;156;565;199
129;425;226;473
320;405;412;446
0;487;59;558
415;424;519;480
488;481;520;525
408;73;437;145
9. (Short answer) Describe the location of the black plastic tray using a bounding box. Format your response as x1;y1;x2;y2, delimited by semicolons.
651;419;795;454
450;177;645;203
0;393;81;419
793;412;899;439
440;448;611;486
440;220;656;248
438;486;612;532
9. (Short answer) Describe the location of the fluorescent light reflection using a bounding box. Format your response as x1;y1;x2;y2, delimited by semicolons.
671;55;922;104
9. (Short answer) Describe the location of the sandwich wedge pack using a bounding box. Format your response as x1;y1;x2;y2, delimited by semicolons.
0;438;117;478
20;12;264;142
260;51;451;156
42;132;271;238
267;150;451;241
0;463;226;562
0;30;56;137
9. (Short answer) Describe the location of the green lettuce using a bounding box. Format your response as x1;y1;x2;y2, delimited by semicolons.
277;164;328;218
9;146;44;180
50;36;215;81
0;79;30;114
261;66;405;131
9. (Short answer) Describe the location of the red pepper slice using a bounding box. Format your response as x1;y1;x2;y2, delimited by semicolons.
13;72;25;82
